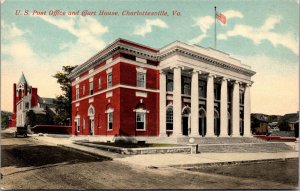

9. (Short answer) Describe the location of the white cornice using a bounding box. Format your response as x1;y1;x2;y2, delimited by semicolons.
69;39;256;80
69;41;159;79
159;45;255;77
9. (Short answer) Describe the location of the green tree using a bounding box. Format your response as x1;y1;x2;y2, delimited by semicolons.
1;112;9;128
53;65;77;125
26;110;36;126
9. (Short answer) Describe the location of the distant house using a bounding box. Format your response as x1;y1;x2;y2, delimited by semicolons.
279;112;299;131
251;113;269;135
12;73;57;127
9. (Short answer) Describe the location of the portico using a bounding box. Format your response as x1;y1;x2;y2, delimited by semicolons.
158;41;255;138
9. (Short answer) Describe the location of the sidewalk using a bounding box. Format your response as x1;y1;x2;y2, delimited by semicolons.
30;134;299;168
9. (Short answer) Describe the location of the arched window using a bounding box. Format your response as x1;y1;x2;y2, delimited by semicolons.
166;106;173;130
182;106;191;116
199;108;206;136
214;110;220;136
88;106;94;116
105;108;114;130
227;112;232;135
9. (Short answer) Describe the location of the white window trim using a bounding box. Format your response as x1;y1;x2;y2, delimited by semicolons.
107;112;113;131
74;116;80;132
89;81;94;95
136;112;146;131
76;87;79;100
133;108;148;131
137;72;146;88
107;72;112;88
136;67;147;73
98;78;102;89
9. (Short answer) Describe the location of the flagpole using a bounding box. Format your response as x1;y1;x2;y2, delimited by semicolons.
214;6;217;49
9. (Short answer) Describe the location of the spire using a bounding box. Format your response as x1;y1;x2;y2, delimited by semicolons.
18;72;29;85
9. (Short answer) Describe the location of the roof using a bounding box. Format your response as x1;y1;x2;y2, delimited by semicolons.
251;113;268;122
30;106;46;114
68;38;256;80
38;97;56;105
18;72;29;86
282;112;299;123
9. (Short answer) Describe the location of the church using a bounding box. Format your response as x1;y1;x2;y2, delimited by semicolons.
11;73;56;127
68;39;255;139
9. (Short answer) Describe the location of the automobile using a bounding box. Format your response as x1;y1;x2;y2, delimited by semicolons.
14;126;28;138
273;127;280;132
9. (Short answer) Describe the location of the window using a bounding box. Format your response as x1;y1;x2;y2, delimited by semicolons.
136;112;146;130
107;112;113;130
199;81;207;98
137;72;146;88
98;78;102;89
107;73;112;88
25;102;30;109
182;77;191;95
183;84;191;95
76;118;80;132
76;87;79;99
167;73;173;92
214;84;221;100
19;102;22;110
89;81;94;95
166;108;173;123
83;85;85;95
166;106;173;131
239;91;244;104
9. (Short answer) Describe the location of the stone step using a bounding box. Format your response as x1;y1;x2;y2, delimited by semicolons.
177;137;267;145
197;142;294;153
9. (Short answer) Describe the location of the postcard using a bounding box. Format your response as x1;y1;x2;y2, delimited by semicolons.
1;0;299;190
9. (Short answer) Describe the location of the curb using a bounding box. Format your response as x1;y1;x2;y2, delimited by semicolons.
168;157;298;168
57;144;113;161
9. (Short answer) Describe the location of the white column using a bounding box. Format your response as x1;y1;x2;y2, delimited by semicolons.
159;71;167;137
190;70;200;137
172;66;182;136
243;84;252;137
232;81;240;137
206;74;214;137
220;78;228;137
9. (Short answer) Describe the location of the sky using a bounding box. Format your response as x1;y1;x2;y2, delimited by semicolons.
1;0;299;115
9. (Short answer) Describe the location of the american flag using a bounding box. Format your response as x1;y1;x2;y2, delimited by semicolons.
216;12;226;24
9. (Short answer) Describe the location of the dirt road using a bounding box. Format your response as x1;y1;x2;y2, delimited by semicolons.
1;131;298;189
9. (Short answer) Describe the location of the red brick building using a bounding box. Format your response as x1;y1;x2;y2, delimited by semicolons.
68;39;255;139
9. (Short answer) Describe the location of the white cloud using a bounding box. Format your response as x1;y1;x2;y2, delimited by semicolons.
133;19;168;37
190;10;243;44
193;16;214;34
260;16;281;31
1;17;109;111
222;10;244;19
35;15;108;50
1;20;27;39
218;15;299;55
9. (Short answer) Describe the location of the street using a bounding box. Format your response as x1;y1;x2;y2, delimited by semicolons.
1;131;298;189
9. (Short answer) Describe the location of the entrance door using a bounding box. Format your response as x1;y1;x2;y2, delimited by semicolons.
90;119;94;135
182;116;189;135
